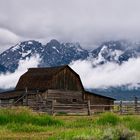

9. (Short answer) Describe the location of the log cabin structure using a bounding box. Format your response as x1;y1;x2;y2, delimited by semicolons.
0;65;115;114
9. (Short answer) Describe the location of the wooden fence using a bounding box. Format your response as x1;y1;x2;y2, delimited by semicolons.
46;99;140;115
0;99;140;115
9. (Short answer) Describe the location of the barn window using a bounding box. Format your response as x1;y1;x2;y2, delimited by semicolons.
72;99;77;102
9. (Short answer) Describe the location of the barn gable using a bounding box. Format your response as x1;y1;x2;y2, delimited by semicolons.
15;65;84;91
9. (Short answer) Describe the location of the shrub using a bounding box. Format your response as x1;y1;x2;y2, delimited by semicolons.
100;126;136;140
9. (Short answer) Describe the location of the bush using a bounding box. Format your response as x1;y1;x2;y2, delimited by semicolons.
100;126;136;140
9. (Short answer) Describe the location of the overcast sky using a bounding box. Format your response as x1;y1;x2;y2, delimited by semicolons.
1;0;140;51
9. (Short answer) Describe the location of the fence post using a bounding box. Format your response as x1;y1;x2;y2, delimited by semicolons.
119;100;122;114
51;100;56;116
87;100;91;116
25;87;28;106
134;97;138;113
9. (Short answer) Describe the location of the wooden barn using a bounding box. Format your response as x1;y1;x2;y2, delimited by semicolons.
0;65;115;114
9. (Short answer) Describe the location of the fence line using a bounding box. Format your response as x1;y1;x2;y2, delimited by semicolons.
0;99;140;115
50;100;140;115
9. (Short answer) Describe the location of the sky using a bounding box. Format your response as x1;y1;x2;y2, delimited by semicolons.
1;0;140;52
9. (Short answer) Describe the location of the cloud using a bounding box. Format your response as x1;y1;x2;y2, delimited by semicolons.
70;58;140;89
0;28;20;52
0;55;40;89
0;53;140;90
1;0;140;50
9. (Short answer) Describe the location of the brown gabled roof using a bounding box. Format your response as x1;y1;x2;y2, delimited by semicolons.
0;90;23;99
15;65;69;90
85;91;116;100
0;90;44;100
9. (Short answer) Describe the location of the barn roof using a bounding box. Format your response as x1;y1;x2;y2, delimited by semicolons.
15;65;69;90
85;91;116;100
0;90;44;100
0;90;23;99
0;90;115;100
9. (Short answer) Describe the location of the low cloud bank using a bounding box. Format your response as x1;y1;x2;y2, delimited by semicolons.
70;58;140;89
0;55;40;89
0;55;140;90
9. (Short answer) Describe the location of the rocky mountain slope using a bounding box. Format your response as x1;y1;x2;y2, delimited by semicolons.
0;39;140;73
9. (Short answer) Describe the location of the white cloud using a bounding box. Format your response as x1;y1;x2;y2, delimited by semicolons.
70;58;140;89
0;28;20;51
1;0;140;50
0;55;40;89
0;54;140;90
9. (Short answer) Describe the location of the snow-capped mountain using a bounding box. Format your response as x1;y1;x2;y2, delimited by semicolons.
41;39;89;67
0;40;43;72
0;39;89;72
0;39;140;73
91;40;140;65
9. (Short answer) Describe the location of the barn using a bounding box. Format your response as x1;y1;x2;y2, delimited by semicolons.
0;65;115;114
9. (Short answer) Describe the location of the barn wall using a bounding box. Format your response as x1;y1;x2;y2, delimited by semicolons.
15;89;84;109
45;89;83;103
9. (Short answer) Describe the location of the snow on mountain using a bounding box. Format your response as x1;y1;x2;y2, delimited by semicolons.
40;39;89;67
90;40;140;65
0;39;89;72
0;40;43;72
0;39;140;73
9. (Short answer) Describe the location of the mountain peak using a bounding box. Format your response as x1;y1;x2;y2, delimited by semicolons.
47;39;60;46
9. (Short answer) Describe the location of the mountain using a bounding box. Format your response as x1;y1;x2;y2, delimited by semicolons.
0;40;43;72
0;39;89;72
41;39;89;67
1;39;140;73
91;40;140;65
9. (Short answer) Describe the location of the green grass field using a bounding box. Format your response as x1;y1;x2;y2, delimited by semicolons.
0;107;139;140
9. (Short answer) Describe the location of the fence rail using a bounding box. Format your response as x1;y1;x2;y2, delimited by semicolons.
48;99;140;115
0;99;140;115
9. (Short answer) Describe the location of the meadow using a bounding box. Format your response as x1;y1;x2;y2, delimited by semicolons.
0;107;139;140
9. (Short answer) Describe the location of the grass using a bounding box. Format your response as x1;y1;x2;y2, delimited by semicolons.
123;116;140;131
0;107;63;132
0;107;139;139
96;112;120;126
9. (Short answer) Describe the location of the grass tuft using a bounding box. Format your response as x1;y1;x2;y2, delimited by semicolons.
96;112;120;126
